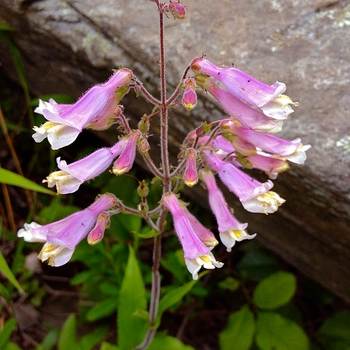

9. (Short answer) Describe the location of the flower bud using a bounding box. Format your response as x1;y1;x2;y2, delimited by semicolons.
138;136;151;154
183;148;198;187
112;130;140;175
169;1;186;19
182;78;197;110
137;180;149;198
138;115;150;134
87;212;111;245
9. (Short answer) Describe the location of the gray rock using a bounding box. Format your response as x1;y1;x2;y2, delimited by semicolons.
1;0;350;301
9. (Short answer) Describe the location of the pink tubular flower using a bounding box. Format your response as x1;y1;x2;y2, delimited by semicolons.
33;69;133;150
224;121;303;157
191;57;287;109
195;74;283;133
162;193;223;279
17;194;118;266
182;78;197;110
200;170;255;252
244;153;290;179
112;130;140;175
44;139;128;194
203;150;283;213
183;148;199;187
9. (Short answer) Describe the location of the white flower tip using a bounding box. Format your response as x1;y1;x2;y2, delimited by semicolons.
243;191;285;214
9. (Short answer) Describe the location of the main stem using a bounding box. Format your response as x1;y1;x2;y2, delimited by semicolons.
136;7;168;350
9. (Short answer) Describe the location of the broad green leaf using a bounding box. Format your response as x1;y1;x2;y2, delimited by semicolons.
100;342;120;350
58;314;79;350
148;334;195;350
38;197;79;223
35;330;58;350
70;271;92;286
0;251;24;293
117;246;147;350
0;318;16;349
79;326;109;350
86;298;118;322
0;168;55;195
253;271;296;310
161;250;187;283
219;306;255;350
256;312;309;350
317;311;350;346
99;282;120;296
118;213;142;234
237;249;279;281
4;342;22;350
158;278;197;317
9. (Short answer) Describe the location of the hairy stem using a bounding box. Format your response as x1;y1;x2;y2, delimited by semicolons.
136;6;169;349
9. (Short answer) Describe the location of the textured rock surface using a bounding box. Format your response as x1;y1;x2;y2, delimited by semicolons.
1;0;350;301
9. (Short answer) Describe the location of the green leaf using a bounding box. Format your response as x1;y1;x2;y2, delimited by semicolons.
70;271;93;286
4;342;22;350
256;312;309;350
35;330;58;350
219;306;255;350
237;248;279;281
0;251;24;293
58;314;79;350
86;298;119;322
253;271;296;310
317;311;350;347
38;197;79;223
218;276;241;292
148;333;195;350
117;246;147;350
0;168;55;195
79;326;109;350
0;318;16;349
100;342;120;350
0;283;11;302
158;278;197;318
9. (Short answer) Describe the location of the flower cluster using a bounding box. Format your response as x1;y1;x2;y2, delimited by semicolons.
18;30;309;278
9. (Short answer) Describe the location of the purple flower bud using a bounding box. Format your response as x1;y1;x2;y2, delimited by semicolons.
182;78;197;110
183;148;199;187
112;130;140;175
87;212;111;245
169;1;186;19
17;194;118;266
33;68;133;149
